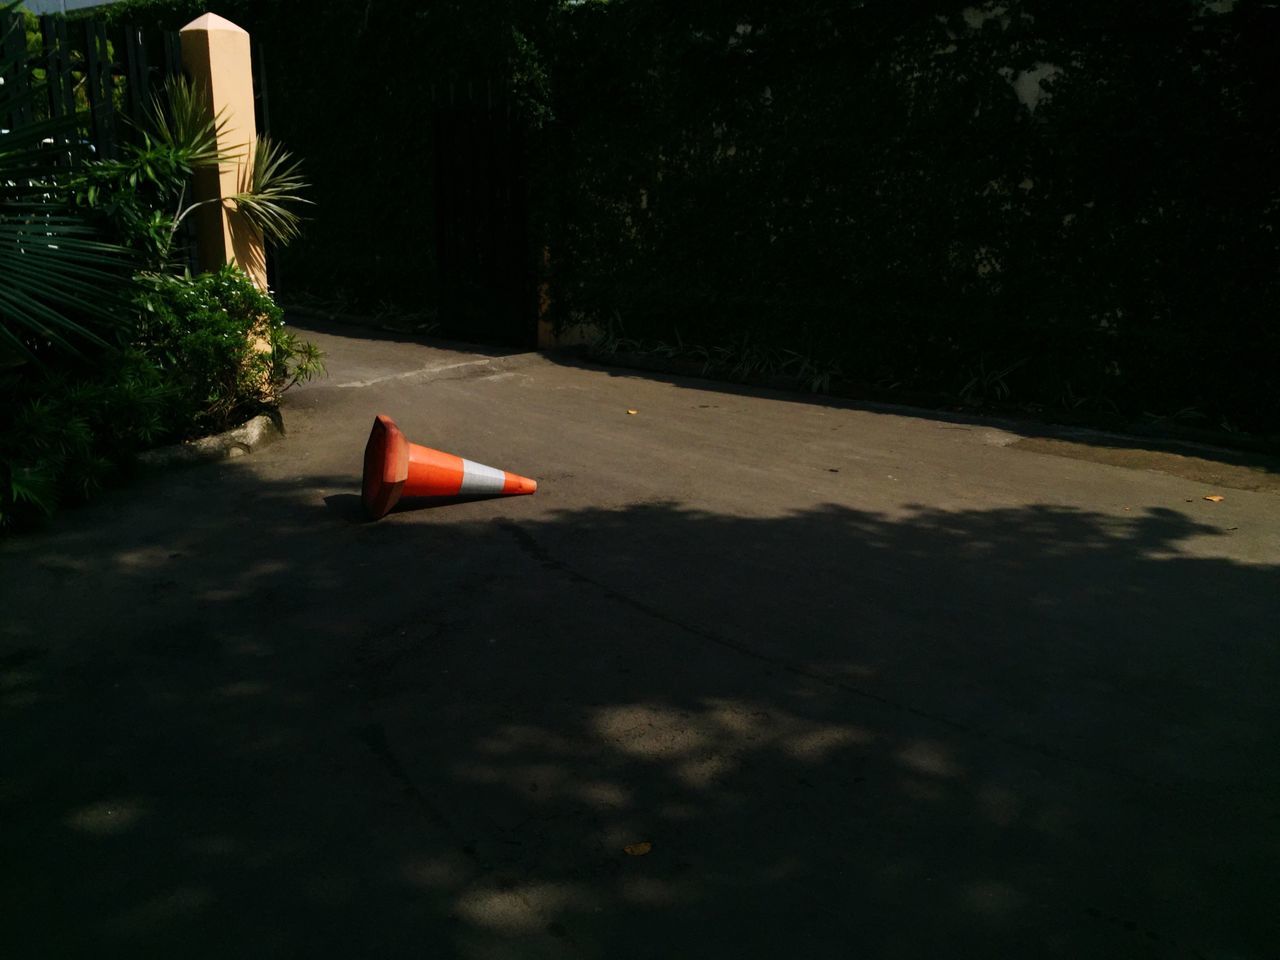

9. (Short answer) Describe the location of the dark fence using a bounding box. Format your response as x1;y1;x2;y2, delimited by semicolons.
98;0;1280;436
2;9;278;283
0;10;184;157
431;76;532;347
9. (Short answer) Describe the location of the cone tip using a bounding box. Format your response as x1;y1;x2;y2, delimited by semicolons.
503;474;537;495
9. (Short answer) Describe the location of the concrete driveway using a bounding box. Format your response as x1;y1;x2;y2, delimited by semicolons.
3;321;1278;959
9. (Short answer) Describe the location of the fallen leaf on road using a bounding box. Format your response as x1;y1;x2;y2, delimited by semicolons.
1204;495;1225;503
627;409;638;416
623;841;652;856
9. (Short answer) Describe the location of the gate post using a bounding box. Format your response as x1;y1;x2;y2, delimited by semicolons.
179;13;266;289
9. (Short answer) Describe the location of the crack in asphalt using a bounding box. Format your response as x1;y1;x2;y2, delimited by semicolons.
353;721;462;837
497;521;974;734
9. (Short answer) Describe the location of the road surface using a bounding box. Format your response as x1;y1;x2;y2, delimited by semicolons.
3;321;1278;958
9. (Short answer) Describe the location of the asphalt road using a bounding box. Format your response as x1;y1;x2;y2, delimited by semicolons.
3;321;1278;959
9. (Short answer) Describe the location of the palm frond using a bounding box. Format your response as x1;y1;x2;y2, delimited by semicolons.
1;29;135;362
138;74;229;171
230;135;312;247
0;94;89;186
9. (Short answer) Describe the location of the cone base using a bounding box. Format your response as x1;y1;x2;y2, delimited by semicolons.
362;415;409;520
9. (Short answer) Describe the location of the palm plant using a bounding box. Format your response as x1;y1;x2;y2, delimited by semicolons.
234;134;310;245
0;7;134;364
75;74;311;269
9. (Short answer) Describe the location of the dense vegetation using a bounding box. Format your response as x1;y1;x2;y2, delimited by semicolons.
108;0;1278;438
1;9;318;529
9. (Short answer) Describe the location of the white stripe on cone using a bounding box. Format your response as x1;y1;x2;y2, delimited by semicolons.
459;459;508;495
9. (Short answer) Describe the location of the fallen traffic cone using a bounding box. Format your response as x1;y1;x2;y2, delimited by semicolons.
362;414;537;520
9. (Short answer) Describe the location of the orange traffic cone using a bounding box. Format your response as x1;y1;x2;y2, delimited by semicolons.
362;414;537;520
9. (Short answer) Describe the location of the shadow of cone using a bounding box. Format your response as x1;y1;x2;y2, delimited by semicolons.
361;414;537;520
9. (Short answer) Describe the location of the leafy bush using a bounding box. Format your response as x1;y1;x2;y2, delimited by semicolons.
0;267;322;529
0;350;170;526
132;265;322;436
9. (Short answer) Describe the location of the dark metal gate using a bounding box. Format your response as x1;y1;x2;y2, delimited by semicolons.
1;10;184;156
431;77;534;347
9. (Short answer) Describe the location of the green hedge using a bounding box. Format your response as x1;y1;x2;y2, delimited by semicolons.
0;266;322;529
109;0;1279;435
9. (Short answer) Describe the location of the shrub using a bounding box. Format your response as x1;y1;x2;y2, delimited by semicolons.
0;267;324;530
132;266;323;436
0;350;171;527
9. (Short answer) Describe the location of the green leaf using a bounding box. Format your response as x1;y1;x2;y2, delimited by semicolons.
230;135;313;247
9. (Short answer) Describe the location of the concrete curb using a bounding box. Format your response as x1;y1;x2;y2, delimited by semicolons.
136;412;283;468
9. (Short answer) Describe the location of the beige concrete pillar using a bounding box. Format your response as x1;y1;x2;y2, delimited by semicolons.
180;13;266;289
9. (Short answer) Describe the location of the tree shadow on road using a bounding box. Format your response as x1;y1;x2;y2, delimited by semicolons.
2;469;1277;958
